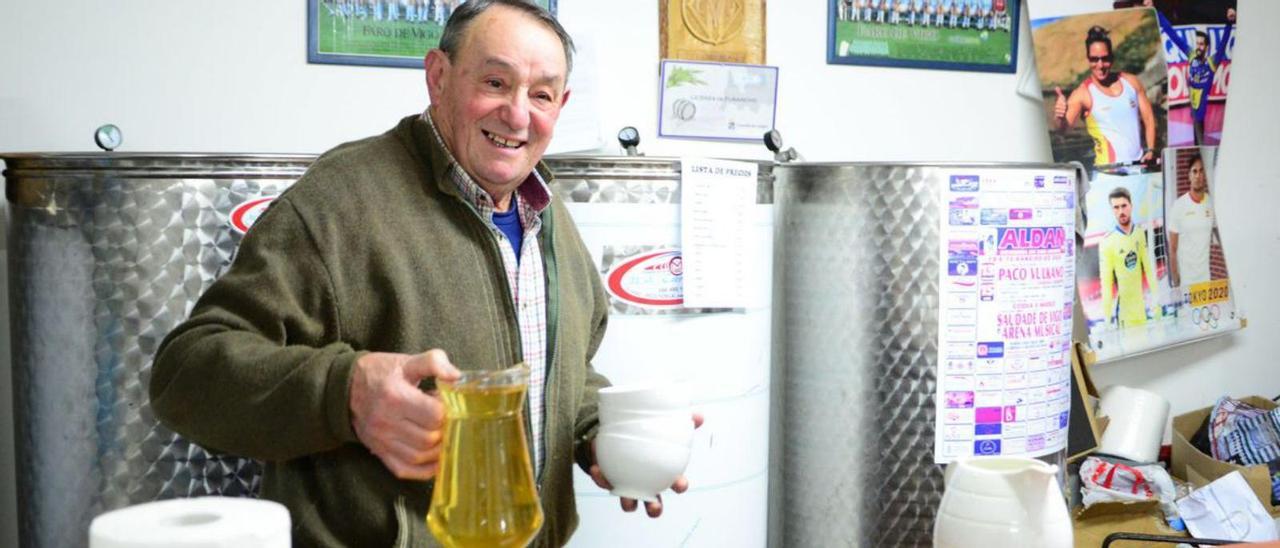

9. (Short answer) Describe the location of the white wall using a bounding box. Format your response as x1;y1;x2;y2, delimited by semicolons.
0;1;1053;159
1;0;1277;546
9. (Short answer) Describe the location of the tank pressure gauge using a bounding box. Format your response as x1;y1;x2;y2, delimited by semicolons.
95;124;123;152
764;129;784;152
763;129;800;164
617;126;642;156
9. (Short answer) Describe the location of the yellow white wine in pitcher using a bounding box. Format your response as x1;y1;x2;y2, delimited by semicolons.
427;365;542;548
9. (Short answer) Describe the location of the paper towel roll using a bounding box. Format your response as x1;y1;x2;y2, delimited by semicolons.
89;497;290;548
1097;386;1170;463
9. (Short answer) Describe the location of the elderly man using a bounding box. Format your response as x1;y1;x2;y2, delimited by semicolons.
150;1;694;546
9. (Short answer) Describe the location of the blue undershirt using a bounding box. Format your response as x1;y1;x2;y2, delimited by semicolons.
492;194;524;263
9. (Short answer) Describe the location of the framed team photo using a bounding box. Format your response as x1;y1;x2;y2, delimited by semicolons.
827;0;1019;73
307;0;557;68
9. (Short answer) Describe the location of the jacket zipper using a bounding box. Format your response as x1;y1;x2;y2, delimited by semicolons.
457;194;557;491
539;206;559;487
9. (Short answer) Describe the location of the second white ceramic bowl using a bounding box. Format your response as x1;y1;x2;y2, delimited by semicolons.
598;415;695;447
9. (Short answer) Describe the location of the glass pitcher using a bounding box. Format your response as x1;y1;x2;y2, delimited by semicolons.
427;364;543;548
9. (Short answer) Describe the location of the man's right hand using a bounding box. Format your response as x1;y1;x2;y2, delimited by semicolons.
349;349;461;480
1053;86;1068;124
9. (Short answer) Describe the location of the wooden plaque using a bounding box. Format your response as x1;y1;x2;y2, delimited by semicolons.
660;0;766;65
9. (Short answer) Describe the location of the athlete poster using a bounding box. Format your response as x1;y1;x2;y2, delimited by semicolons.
1161;147;1241;343
935;168;1077;463
1155;1;1237;147
1028;7;1166;174
827;0;1019;73
1076;159;1241;363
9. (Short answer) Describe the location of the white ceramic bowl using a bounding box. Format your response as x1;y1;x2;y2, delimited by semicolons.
598;415;695;447
599;405;691;426
598;384;690;413
594;432;691;502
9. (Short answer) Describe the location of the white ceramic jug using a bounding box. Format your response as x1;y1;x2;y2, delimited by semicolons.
933;457;1073;548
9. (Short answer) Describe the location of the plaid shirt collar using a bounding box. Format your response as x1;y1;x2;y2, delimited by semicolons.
421;109;551;223
420;109;553;472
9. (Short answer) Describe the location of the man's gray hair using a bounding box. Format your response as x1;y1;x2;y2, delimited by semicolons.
438;0;576;75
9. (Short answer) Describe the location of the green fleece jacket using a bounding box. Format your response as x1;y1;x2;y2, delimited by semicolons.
150;114;611;547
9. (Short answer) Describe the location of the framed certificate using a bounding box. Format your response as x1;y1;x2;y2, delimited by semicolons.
658;60;779;142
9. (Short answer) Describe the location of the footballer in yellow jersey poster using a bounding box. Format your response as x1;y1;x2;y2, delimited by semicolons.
1077;163;1240;363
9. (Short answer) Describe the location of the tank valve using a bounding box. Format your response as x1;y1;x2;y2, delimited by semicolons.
617;126;642;156
763;129;800;163
94;124;123;152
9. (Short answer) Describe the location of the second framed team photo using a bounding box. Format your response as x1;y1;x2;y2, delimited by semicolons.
827;0;1019;73
308;0;557;68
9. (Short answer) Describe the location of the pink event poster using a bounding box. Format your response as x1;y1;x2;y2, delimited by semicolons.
935;168;1077;463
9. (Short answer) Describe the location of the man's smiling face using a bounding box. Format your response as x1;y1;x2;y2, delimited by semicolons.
426;5;570;206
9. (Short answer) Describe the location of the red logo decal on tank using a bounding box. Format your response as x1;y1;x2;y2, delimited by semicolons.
605;249;684;307
229;197;275;234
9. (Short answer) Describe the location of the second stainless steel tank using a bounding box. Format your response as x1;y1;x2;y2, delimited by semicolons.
549;155;775;548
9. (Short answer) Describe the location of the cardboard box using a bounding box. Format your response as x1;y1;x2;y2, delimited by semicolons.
1072;501;1184;548
1067;343;1107;463
1170;396;1280;516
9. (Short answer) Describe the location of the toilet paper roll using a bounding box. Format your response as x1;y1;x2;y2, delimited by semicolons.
1097;386;1170;464
90;497;290;548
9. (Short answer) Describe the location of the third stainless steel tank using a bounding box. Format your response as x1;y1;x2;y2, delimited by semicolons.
772;163;1075;547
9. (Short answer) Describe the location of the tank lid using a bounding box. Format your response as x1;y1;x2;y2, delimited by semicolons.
1;152;317;179
544;154;775;179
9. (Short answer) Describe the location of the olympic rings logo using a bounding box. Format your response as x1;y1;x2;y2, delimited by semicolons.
1191;304;1221;331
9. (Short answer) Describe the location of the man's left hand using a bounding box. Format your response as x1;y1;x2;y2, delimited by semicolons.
588;413;705;517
